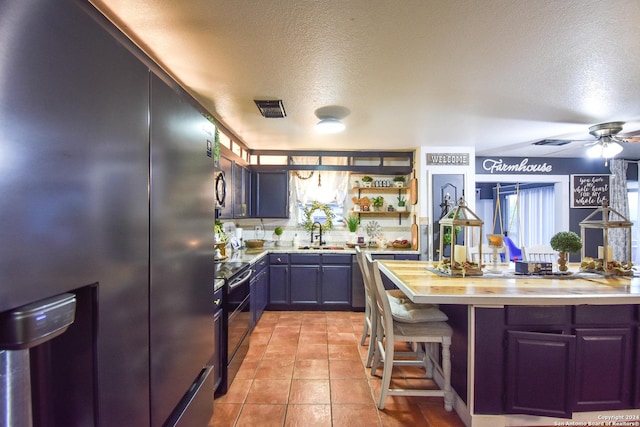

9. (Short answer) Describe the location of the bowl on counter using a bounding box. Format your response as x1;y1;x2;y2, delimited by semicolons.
245;239;266;249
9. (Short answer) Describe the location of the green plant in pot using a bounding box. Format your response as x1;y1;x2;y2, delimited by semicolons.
371;196;384;211
550;231;583;272
361;175;373;187
397;195;407;211
273;226;283;246
345;215;360;233
393;176;406;187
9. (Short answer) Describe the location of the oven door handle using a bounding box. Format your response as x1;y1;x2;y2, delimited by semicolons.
228;269;252;290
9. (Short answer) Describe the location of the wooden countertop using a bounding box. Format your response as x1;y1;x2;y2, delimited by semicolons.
377;260;640;306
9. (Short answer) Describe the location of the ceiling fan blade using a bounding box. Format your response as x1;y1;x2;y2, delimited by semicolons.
622;137;640;143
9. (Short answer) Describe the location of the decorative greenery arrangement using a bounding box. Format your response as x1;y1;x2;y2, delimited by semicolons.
397;195;406;207
214;220;228;244
372;196;385;208
550;231;583;253
274;227;283;236
345;215;360;232
301;201;334;233
393;176;406;183
361;175;373;182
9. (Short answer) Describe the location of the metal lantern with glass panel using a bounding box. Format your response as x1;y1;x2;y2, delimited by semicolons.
579;200;633;275
438;197;484;276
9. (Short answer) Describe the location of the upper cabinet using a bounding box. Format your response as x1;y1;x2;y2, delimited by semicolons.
252;171;289;218
216;153;250;219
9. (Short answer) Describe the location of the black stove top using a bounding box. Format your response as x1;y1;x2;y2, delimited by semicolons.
215;262;251;280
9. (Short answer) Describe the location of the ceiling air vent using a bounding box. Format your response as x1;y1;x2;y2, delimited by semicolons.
254;99;286;118
532;139;572;146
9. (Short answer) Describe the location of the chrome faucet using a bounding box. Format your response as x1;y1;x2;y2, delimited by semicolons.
311;221;323;246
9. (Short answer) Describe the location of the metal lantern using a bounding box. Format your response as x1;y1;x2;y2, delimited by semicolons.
438;196;484;276
579;200;633;274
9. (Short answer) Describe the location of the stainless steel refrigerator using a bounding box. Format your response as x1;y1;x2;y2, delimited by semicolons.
0;1;215;425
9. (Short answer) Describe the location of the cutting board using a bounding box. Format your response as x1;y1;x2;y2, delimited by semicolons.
409;169;418;205
411;215;419;250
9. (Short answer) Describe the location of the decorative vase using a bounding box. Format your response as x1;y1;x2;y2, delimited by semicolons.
395;182;404;188
363;181;372;188
397;205;406;212
349;232;357;244
558;251;568;272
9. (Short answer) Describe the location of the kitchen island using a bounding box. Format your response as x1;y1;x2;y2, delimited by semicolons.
377;260;640;427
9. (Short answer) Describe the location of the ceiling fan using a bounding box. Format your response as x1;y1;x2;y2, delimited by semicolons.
533;121;640;160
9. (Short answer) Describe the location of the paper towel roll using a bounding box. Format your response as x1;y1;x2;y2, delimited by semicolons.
235;228;243;239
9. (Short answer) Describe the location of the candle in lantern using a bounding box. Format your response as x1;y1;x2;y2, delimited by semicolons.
453;245;467;263
597;246;613;260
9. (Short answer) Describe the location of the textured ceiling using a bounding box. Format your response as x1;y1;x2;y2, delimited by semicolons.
91;0;640;159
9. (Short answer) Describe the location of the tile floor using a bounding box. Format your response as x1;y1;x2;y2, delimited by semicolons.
210;310;466;427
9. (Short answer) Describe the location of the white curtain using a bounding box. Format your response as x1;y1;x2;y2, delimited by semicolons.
609;159;630;261
505;186;555;247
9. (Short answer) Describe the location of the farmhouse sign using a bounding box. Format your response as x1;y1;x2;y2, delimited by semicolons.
570;174;610;208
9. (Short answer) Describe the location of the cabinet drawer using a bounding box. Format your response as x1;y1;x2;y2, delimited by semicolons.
574;305;634;325
322;254;352;265
506;306;570;326
269;254;289;265
253;256;268;270
290;254;321;264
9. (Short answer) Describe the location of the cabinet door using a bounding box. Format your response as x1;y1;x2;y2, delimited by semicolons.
268;265;288;304
233;163;249;218
290;266;320;304
321;265;351;305
574;328;632;411
253;171;289;218
216;156;233;219
506;331;576;418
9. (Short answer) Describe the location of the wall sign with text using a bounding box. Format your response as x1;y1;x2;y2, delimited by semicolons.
426;153;470;166
570;174;610;208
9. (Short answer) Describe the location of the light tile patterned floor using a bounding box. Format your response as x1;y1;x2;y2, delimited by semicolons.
210;311;466;427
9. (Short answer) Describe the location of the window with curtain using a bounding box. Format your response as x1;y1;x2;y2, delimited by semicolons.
290;157;349;227
503;185;555;248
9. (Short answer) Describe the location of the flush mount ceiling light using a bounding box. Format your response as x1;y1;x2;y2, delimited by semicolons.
315;117;345;134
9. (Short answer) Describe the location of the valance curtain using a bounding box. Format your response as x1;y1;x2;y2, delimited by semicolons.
609;159;629;261
290;156;349;218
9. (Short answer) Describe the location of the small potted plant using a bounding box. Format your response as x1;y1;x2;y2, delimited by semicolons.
371;196;384;211
361;175;373;187
397;195;407;212
393;176;406;188
550;231;583;272
345;214;360;243
273;226;284;246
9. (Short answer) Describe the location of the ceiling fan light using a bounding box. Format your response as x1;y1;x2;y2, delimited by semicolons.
601;141;623;158
315;118;345;134
587;144;603;158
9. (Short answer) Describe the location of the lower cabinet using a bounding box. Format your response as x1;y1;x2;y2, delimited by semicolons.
290;265;320;304
267;253;352;309
505;331;576;418
477;305;637;418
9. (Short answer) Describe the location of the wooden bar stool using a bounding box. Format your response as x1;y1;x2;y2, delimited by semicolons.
369;259;454;411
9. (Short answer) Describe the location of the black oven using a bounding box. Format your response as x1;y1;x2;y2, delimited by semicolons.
215;262;251;396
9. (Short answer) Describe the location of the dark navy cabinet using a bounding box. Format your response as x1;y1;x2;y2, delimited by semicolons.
268;254;289;305
218;154;250;219
474;304;638;418
290;254;321;305
253;171;289;218
267;253;351;309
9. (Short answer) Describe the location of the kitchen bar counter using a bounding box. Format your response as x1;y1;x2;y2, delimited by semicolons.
377;260;640;306
376;259;640;427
